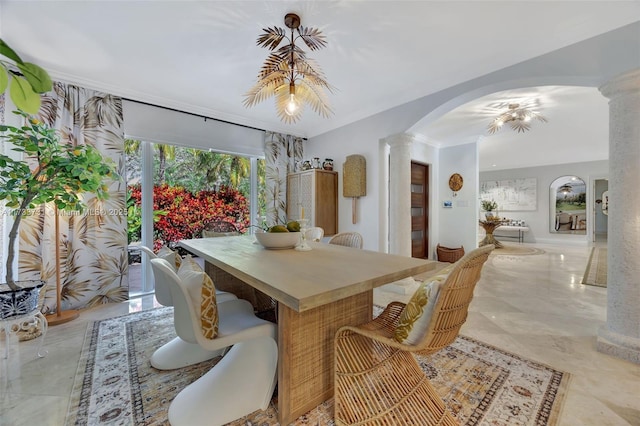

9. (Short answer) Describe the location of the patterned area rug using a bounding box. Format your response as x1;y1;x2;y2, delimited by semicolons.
582;247;607;287
65;307;569;426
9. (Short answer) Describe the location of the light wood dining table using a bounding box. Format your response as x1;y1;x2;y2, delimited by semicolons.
179;235;436;425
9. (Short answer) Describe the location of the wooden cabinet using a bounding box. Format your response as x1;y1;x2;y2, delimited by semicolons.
287;170;338;236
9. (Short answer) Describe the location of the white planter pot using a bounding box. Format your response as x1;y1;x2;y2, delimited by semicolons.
484;211;497;220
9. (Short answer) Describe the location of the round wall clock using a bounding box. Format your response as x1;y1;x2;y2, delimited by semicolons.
448;173;464;192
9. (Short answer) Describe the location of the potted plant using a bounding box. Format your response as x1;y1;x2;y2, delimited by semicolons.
481;200;499;220
0;38;117;319
0;111;117;318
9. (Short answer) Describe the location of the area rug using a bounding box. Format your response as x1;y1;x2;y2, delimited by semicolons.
65;307;569;426
492;244;545;256
581;247;607;287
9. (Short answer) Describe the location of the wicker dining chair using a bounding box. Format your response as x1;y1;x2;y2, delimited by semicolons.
334;244;494;425
328;231;363;249
202;220;240;237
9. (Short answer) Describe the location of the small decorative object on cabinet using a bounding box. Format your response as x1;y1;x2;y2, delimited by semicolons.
287;169;338;236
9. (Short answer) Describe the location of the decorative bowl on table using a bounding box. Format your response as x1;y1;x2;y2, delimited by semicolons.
254;231;301;249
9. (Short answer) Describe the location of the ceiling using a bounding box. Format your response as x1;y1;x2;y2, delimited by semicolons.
1;1;638;170
421;85;611;171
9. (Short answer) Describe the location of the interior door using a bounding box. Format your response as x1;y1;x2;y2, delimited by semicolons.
410;162;429;258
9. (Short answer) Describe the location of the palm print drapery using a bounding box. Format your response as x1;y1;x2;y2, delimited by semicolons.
264;131;303;226
18;82;128;311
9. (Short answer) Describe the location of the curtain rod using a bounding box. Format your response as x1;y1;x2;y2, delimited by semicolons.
123;97;308;140
122;97;268;133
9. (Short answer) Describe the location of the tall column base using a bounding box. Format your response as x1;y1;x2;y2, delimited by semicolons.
597;326;640;364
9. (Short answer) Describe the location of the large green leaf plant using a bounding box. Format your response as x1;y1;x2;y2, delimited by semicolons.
0;39;117;290
0;38;52;114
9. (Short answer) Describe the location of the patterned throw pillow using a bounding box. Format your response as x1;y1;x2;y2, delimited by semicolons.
156;246;182;271
393;271;449;345
176;255;219;340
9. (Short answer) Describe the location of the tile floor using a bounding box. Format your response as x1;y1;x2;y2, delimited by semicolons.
1;241;639;425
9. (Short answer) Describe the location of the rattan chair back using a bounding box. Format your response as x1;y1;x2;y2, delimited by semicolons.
203;220;239;234
415;243;494;354
328;232;363;249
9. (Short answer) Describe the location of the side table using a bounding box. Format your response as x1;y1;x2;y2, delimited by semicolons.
479;220;507;248
2;309;48;360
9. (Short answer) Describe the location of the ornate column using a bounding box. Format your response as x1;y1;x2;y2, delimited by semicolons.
598;68;640;364
386;133;413;256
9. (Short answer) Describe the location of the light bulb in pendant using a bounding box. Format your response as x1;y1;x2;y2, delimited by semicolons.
284;83;300;116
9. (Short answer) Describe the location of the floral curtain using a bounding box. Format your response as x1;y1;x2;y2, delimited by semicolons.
19;82;127;311
264;131;303;226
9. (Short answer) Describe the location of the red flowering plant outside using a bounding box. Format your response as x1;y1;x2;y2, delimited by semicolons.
127;184;250;250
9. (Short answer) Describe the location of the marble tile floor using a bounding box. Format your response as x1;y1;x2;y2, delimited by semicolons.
1;242;639;426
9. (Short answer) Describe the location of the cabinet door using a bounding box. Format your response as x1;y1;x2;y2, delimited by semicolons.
286;174;300;220
299;172;313;223
315;171;338;235
287;170;337;235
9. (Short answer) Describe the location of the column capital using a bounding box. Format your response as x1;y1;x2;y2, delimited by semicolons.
599;68;640;99
383;133;414;149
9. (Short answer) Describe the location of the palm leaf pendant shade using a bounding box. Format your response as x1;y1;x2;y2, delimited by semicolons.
244;13;334;124
487;103;548;134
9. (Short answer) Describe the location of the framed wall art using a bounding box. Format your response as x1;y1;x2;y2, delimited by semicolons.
480;178;537;211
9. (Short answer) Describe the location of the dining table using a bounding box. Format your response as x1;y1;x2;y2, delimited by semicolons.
179;235;437;425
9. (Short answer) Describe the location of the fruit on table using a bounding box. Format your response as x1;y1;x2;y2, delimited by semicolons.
286;221;300;232
268;225;289;233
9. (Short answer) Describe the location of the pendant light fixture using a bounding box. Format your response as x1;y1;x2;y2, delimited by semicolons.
487;103;547;134
244;13;334;123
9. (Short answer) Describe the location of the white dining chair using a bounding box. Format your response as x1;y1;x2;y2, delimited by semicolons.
140;246;236;307
168;336;278;426
305;226;324;242
151;258;278;425
149;258;276;370
142;246;238;369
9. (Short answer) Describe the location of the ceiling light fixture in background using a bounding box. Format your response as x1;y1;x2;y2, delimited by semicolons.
244;13;334;124
487;103;547;134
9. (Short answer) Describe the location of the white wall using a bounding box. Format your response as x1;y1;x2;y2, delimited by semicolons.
304;125;386;250
480;160;608;245
438;142;479;252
